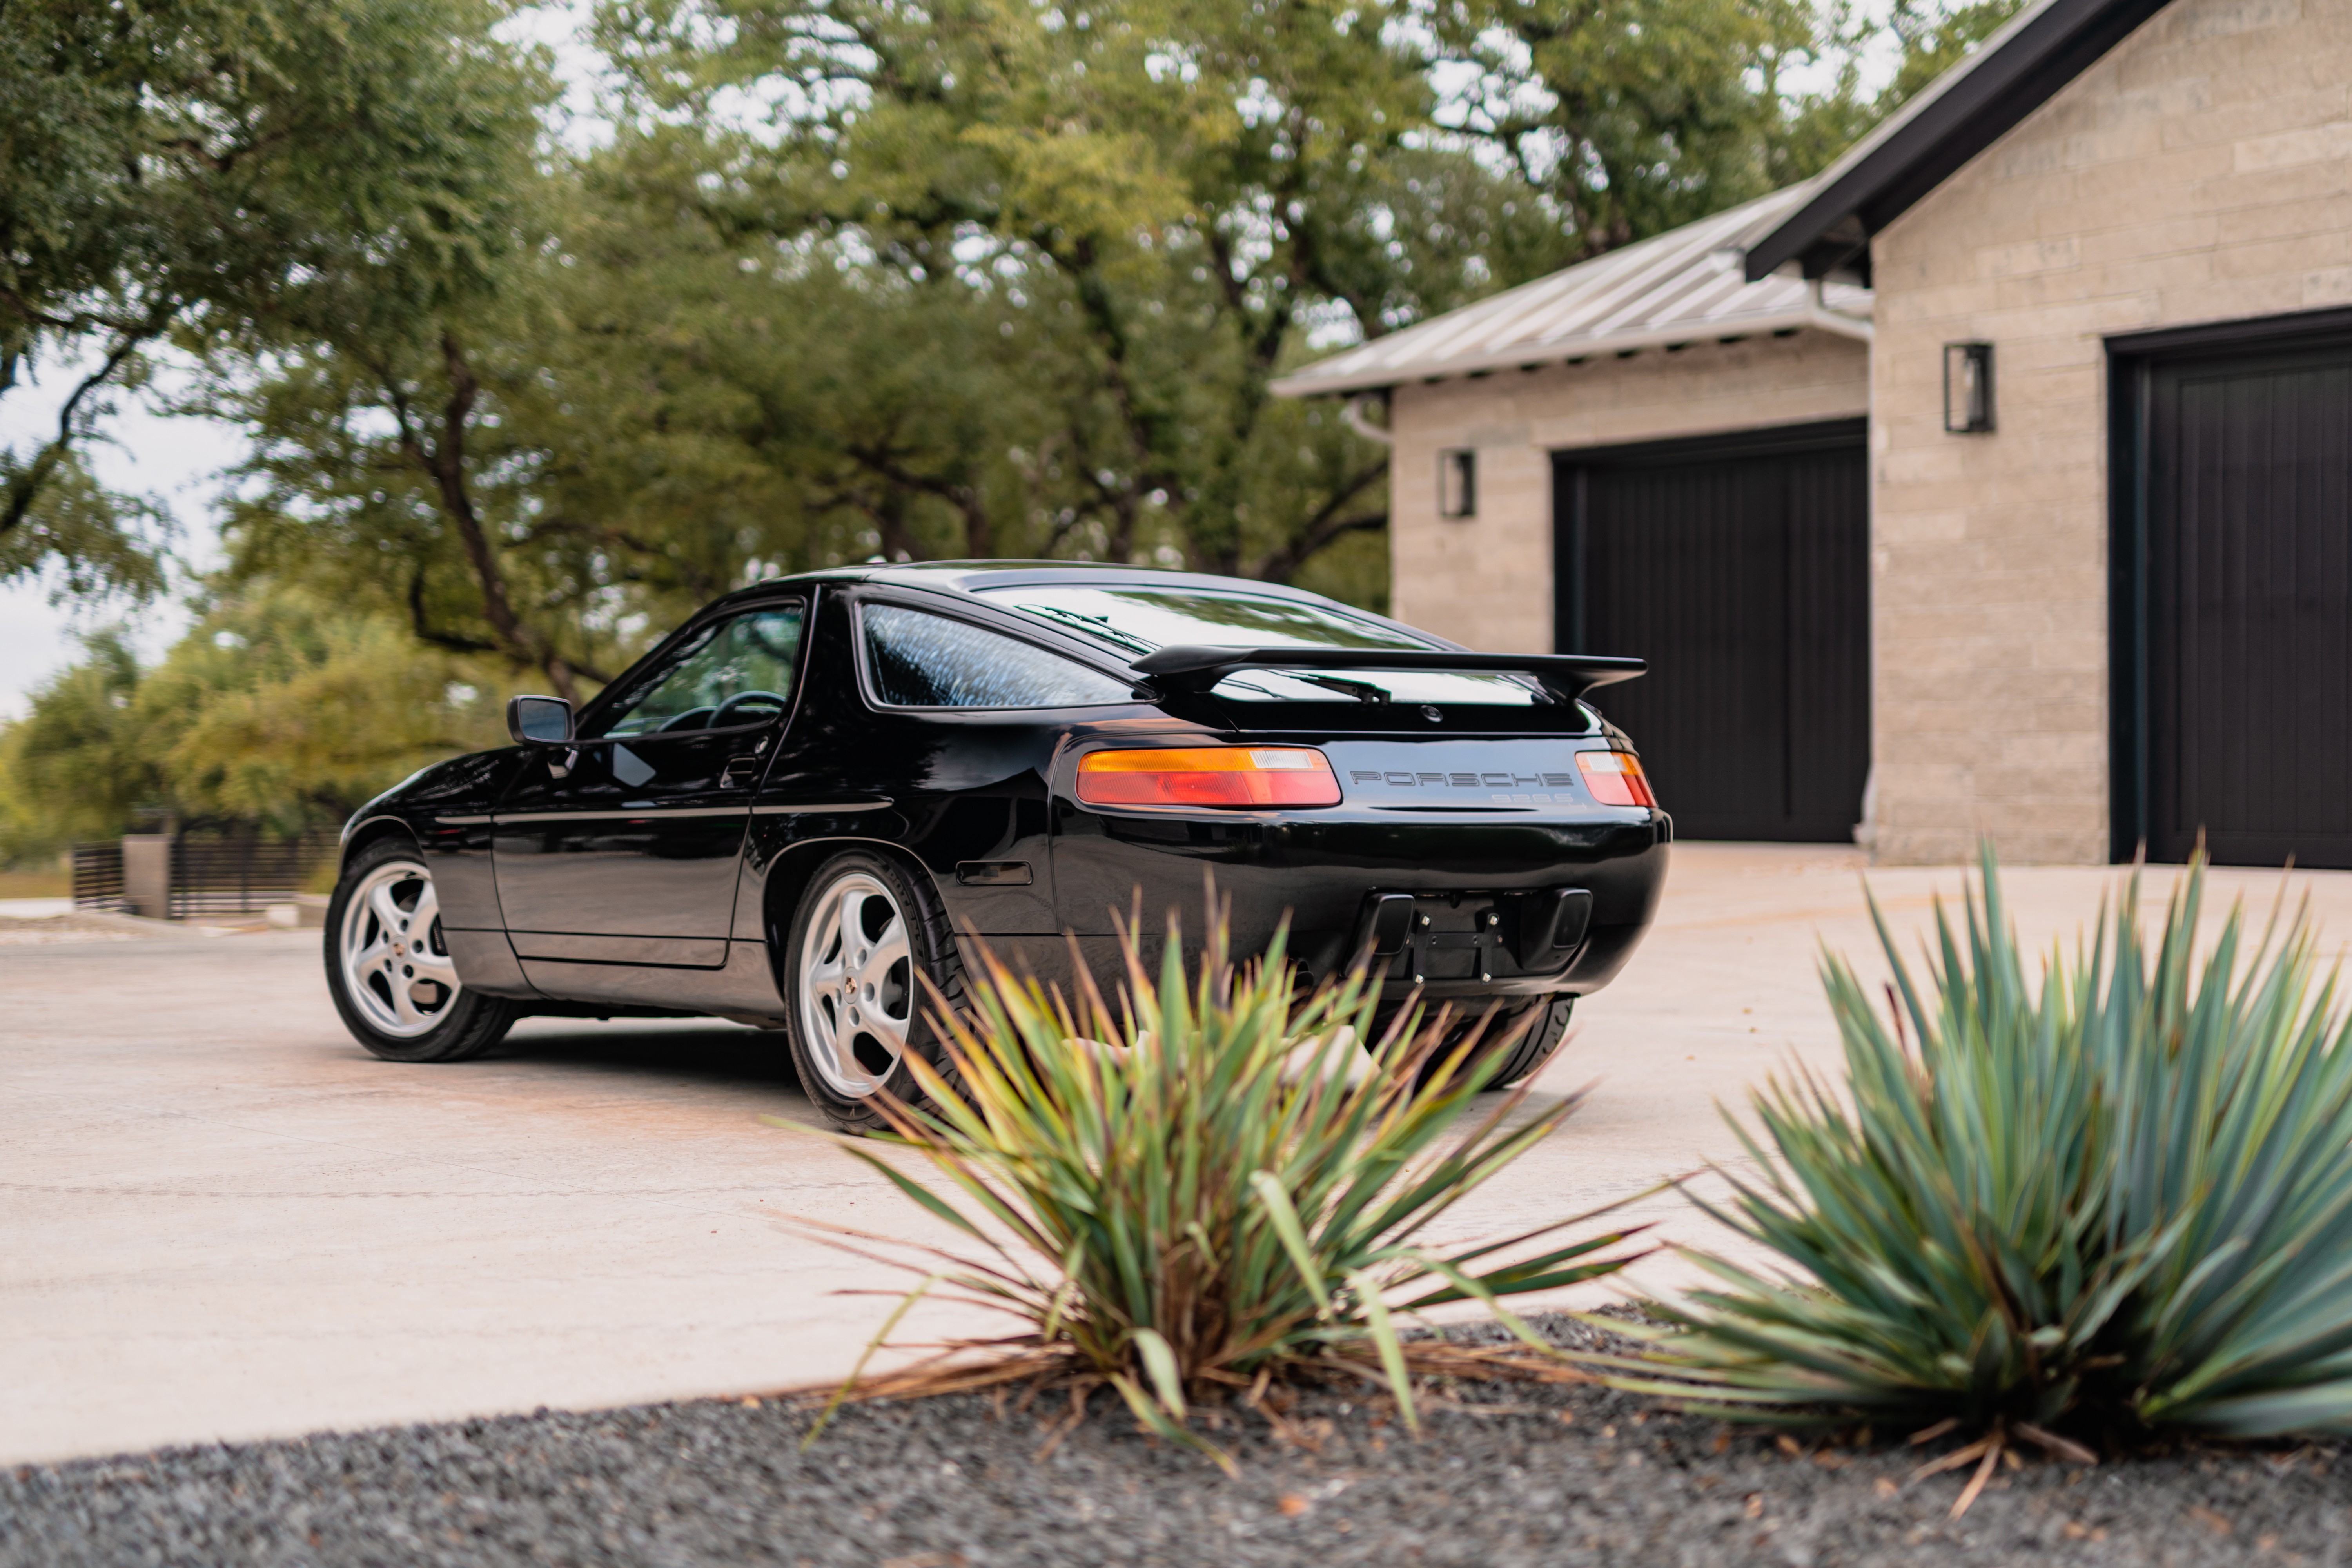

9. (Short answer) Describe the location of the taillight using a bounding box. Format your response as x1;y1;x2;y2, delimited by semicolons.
1576;750;1656;808
1076;747;1342;809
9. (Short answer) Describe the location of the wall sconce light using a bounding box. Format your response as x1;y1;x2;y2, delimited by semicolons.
1944;341;1994;433
1438;449;1477;518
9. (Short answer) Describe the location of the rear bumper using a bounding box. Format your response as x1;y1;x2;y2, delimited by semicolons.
1051;805;1670;998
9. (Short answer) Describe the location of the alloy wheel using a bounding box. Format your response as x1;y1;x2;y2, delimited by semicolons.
339;859;462;1039
797;871;915;1098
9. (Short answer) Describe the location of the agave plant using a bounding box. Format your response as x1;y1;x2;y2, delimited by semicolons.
795;907;1650;1465
1615;849;2352;1491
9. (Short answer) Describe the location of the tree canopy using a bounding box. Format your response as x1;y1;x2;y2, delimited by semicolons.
0;0;553;598
0;586;505;860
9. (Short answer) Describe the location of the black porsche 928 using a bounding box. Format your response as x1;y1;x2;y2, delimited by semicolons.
326;563;1669;1131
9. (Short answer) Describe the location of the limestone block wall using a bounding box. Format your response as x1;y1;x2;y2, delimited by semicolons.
1387;331;1870;653
1869;0;2352;864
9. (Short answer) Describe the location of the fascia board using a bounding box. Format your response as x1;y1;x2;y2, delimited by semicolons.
1742;0;2169;281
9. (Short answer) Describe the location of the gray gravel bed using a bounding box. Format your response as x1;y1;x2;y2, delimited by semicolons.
6;1316;2347;1567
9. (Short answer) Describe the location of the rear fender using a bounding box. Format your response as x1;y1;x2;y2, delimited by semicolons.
753;835;958;988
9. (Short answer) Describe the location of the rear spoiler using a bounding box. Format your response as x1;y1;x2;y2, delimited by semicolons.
1129;644;1646;701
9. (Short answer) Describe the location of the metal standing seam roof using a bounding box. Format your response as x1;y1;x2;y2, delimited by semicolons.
1268;183;1875;399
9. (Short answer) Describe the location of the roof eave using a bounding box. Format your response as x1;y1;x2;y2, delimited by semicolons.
1269;307;1871;399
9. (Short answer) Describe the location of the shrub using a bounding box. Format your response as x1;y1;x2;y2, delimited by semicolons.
800;909;1649;1465
1617;851;2352;1481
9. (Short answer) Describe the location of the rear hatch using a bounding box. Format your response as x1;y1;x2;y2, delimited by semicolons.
1149;648;1651;815
972;577;1651;811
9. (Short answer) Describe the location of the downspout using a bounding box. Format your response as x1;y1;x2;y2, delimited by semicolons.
1808;270;1876;856
1342;392;1395;446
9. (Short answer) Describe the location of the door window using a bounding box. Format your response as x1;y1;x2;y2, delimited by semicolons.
861;605;1133;710
589;605;806;737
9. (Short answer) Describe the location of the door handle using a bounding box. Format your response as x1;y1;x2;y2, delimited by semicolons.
721;754;762;788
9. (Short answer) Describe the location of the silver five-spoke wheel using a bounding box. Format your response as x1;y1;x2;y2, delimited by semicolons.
338;859;461;1039
796;871;914;1098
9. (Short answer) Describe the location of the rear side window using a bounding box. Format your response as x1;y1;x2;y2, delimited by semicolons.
861;605;1133;710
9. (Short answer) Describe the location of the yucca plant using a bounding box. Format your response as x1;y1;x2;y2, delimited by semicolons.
1613;849;2352;1500
795;907;1650;1466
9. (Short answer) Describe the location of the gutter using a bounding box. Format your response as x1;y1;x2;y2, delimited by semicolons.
1341;394;1394;446
1806;278;1875;343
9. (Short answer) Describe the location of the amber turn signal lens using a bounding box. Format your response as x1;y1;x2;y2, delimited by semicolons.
1076;747;1342;809
1576;749;1656;808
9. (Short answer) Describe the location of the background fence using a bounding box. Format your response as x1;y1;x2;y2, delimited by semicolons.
170;829;338;919
70;841;127;913
71;829;338;919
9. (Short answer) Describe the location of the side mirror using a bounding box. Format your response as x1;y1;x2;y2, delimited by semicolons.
506;694;574;745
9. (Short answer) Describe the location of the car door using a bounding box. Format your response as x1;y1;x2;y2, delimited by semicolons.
494;601;806;968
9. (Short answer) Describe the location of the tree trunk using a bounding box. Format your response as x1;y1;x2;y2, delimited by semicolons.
391;332;580;703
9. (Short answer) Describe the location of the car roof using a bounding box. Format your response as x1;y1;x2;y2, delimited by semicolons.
594;560;1470;724
706;560;1365;612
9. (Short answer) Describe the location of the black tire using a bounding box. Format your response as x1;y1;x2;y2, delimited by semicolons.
1401;993;1575;1089
324;837;519;1063
780;849;970;1134
1486;994;1575;1087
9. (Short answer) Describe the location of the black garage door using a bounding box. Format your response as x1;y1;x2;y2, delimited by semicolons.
1553;419;1870;842
2119;321;2352;867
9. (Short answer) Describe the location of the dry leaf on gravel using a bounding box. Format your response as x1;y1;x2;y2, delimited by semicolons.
2187;1506;2233;1536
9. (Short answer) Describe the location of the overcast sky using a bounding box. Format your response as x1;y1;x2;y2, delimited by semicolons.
0;361;242;720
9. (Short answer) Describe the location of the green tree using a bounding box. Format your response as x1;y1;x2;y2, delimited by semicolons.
1426;0;1820;252
168;2;629;698
0;0;552;596
146;590;506;829
1878;0;2028;109
1423;0;2027;257
209;301;633;706
201;0;2022;678
0;633;157;857
0;587;506;859
588;0;1552;585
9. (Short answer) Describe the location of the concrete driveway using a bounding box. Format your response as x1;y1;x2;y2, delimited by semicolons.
9;845;2351;1466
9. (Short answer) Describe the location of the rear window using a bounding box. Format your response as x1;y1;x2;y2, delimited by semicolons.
976;584;1542;706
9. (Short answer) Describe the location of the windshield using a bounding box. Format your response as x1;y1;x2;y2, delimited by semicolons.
976;584;1543;705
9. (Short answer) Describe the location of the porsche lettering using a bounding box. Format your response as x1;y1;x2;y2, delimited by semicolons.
1352;770;1579;790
